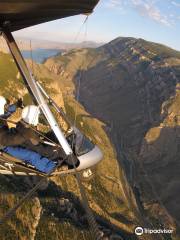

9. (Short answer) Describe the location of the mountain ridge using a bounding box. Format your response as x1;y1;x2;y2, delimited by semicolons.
0;36;104;53
44;36;180;239
0;36;179;239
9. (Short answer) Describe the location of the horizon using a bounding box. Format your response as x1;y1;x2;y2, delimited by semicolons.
12;0;180;51
13;36;180;53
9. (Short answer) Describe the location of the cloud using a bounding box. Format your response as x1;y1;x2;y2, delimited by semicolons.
105;0;175;27
171;1;180;7
105;0;124;8
131;0;171;26
104;0;128;14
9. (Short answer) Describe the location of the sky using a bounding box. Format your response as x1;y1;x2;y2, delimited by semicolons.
14;0;180;50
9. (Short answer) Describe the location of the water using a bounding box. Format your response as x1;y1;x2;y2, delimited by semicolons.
21;48;61;63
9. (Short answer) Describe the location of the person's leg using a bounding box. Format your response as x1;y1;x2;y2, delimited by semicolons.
21;141;66;161
64;155;80;169
3;146;56;174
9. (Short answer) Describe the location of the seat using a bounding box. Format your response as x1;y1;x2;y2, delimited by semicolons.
0;151;23;163
0;150;45;176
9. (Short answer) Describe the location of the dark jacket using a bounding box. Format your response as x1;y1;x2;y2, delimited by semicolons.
16;122;66;160
0;102;66;160
0;103;27;147
0;122;38;147
0;122;66;160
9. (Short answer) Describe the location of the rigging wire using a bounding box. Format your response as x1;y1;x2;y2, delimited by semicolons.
72;17;88;128
64;16;103;239
0;116;61;148
0;161;60;225
1;17;176;239
65;16;134;239
72;15;89;45
65;38;166;237
1;26;120;240
0;16;102;239
29;39;35;76
69;21;128;237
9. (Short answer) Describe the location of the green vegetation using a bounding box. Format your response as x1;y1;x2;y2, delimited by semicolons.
0;222;17;239
1;36;180;239
0;52;25;99
138;39;180;59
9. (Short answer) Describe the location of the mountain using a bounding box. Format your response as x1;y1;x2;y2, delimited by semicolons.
0;36;103;53
0;36;180;239
45;37;180;239
0;52;134;239
14;38;103;50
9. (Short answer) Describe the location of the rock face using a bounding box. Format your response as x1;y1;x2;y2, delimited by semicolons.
0;51;134;240
0;37;180;240
45;37;180;239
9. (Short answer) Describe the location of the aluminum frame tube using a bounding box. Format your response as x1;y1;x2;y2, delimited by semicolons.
2;29;73;156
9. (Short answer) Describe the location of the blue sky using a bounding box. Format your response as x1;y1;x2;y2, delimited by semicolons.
14;0;180;50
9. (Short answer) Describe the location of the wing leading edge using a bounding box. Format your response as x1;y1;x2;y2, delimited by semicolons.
0;0;99;31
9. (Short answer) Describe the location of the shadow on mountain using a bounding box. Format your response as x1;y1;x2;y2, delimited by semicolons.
74;59;179;172
110;212;134;225
72;58;180;234
137;126;180;227
0;176;136;239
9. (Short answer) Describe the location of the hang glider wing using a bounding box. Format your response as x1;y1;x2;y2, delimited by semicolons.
0;0;99;31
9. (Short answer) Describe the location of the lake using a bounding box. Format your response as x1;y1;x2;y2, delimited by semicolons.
21;48;61;63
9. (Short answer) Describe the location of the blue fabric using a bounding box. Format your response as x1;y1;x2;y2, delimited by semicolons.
3;104;17;118
0;104;16;119
7;104;17;114
3;146;56;174
0;104;17;128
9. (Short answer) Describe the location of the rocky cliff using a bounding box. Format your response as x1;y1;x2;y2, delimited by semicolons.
45;37;180;239
0;36;180;240
0;50;133;239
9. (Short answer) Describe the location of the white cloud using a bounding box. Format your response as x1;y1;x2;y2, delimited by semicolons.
105;0;124;8
171;1;180;7
131;0;171;26
105;0;175;27
104;0;127;14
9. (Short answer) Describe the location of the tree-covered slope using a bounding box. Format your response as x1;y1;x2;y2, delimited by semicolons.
45;37;180;240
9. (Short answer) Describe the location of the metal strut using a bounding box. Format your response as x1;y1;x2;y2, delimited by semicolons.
0;164;57;225
2;27;73;159
36;80;72;129
0;26;103;240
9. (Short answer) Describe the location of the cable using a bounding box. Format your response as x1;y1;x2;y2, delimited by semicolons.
0;116;61;148
64;16;103;239
0;162;60;225
29;39;35;76
0;15;102;239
